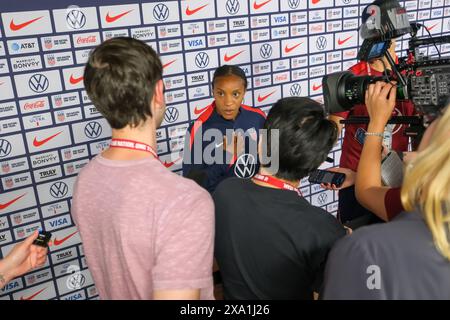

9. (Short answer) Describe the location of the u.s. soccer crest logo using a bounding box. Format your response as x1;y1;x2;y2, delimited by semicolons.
161;41;168;52
57;111;65;122
47;55;56;66
1;162;10;173
5;177;13;189
164;79;172;90
54;95;63;107
64;149;72;160
44;38;53;50
13;214;22;225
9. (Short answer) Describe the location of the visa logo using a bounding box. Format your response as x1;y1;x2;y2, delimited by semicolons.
1;281;19;292
49;217;68;228
274;17;287;23
65;293;83;300
188;39;203;47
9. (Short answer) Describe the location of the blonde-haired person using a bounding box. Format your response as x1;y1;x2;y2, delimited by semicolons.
401;104;450;261
321;82;450;299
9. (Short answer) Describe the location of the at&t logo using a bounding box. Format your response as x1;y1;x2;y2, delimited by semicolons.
29;74;49;93
226;0;240;15
195;52;210;69
84;121;102;139
153;3;169;21
66;9;86;29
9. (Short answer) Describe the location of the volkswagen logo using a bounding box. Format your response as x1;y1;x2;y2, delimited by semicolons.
260;44;273;59
66;266;86;290
164;107;179;123
195;52;210;69
66;9;86;29
317;192;328;205
50;182;69;198
29;74;49;93
226;0;240;15
153;3;169;21
234;154;257;179
0;139;12;158
288;0;300;9
84;121;102;139
342;0;351;4
316;36;327;51
290;84;302;96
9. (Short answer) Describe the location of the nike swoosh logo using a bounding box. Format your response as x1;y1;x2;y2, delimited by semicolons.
0;193;26;210
224;50;245;62
105;10;133;23
20;288;46;300
163;156;182;168
284;42;303;53
69;75;83;85
10;17;43;31
337;36;353;46
163;59;177;69
186;4;208;16
215;142;223;148
194;106;209;115
426;23;438;31
253;0;272;10
313;84;323;91
53;231;78;246
33;131;62;147
312;0;321;4
257;91;276;103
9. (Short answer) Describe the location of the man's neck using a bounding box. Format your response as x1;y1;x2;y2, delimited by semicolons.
252;168;300;189
103;122;158;160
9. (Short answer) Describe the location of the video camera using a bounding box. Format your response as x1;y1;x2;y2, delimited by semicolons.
323;0;450;130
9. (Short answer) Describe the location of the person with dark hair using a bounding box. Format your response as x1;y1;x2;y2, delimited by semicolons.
182;64;266;193
72;37;215;300
213;97;347;300
323;0;416;227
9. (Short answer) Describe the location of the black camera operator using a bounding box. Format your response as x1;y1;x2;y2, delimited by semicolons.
322;0;416;228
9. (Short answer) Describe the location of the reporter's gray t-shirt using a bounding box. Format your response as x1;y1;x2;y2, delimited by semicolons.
322;210;450;300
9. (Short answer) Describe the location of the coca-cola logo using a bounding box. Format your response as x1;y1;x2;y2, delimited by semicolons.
76;35;97;44
24;100;45;110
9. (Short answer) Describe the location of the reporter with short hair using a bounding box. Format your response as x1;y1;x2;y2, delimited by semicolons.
214;97;347;300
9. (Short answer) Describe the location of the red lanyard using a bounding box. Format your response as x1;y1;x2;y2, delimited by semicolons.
252;174;303;197
110;138;159;160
